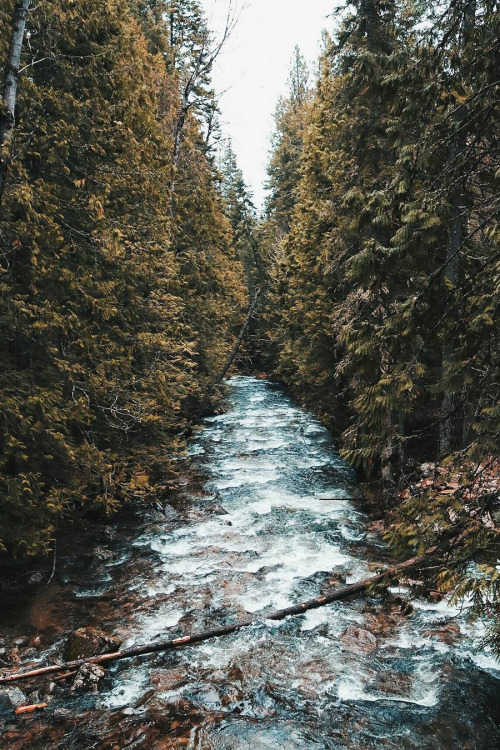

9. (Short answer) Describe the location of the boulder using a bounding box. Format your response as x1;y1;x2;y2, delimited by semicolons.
12;636;28;648
64;627;122;661
92;547;115;563
206;504;228;516
340;626;377;654
0;687;27;716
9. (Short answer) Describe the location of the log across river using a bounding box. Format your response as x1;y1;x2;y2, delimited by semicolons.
1;377;500;748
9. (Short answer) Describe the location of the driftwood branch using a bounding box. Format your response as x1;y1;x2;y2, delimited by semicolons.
0;547;436;686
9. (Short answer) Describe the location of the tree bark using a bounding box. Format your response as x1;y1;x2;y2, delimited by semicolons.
0;546;436;686
0;0;30;208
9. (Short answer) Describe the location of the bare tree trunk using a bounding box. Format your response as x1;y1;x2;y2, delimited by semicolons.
0;0;30;208
381;410;405;483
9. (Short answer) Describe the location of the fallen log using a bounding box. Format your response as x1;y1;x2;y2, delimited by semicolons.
0;548;436;685
53;670;78;683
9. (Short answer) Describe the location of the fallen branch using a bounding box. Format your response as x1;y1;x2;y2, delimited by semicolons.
14;703;48;715
0;547;436;685
53;669;77;683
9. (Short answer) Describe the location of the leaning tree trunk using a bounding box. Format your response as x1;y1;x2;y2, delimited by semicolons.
200;287;264;414
0;0;30;208
213;287;264;389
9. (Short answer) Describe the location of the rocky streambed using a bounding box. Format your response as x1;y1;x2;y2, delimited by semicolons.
1;376;500;749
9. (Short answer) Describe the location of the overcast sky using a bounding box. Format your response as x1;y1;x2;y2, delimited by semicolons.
200;0;334;209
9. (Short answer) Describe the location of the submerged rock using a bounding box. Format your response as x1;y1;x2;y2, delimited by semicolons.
150;671;187;692
52;707;72;723
340;626;378;654
64;627;122;661
422;622;461;644
0;687;27;716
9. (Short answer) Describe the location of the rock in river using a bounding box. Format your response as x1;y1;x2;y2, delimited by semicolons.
64;627;122;661
0;687;28;716
72;663;106;693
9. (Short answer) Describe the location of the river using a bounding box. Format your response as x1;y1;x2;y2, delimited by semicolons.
1;376;500;748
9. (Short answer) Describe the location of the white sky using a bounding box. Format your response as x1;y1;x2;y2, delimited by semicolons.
200;0;335;208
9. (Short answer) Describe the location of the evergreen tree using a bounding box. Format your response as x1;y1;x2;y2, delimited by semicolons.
0;0;246;557
265;46;310;236
260;47;313;372
264;0;500;642
220;141;261;292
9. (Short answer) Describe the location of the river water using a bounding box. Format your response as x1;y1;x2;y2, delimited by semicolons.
1;376;500;748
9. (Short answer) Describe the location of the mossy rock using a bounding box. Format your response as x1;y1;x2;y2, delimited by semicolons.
64;627;122;661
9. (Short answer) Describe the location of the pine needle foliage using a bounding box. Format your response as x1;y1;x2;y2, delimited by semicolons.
264;0;500;641
0;0;247;557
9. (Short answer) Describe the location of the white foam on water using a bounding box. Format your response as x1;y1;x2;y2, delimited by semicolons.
412;593;470;616
104;673;148;709
469;651;500;674
339;525;365;542
215;471;281;490
388;628;451;655
249;393;266;403
293;456;333;469
303;425;325;436
300;606;365;633
248;488;352;517
186;444;205;456
143;582;177;598
243;439;289;452
299;607;334;632
337;673;439;707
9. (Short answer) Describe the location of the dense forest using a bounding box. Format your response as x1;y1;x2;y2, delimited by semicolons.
0;0;249;557
1;0;500;649
260;0;500;639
